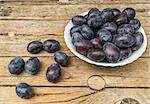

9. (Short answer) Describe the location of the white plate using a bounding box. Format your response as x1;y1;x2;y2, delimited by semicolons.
64;12;147;67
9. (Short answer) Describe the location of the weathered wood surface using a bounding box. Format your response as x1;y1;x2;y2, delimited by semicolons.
0;0;150;103
1;87;150;104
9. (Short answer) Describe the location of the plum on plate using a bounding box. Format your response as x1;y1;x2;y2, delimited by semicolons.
103;42;120;63
87;48;105;62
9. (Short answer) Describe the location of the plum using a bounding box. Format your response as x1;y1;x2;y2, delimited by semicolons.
123;8;136;20
114;34;136;48
16;83;34;99
25;57;41;75
120;48;132;60
72;15;86;26
87;48;105;62
102;22;117;34
81;24;94;40
129;19;141;31
43;39;60;53
117;24;133;34
103;42;120;63
72;32;84;44
97;29;112;43
113;13;128;25
54;51;69;67
132;32;143;51
46;63;61;83
70;26;81;35
74;39;93;55
87;13;102;28
90;38;102;49
101;8;114;23
8;57;25;74
27;41;43;54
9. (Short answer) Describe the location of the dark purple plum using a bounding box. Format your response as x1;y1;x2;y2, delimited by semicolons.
43;39;60;53
102;22;117;34
54;51;69;67
87;13;102;28
132;32;143;51
25;57;41;75
117;24;133;34
74;39;93;55
120;48;132;60
112;8;121;17
81;24;94;40
87;48;105;62
16;83;34;99
87;8;101;20
113;13;128;25
70;25;81;35
72;15;86;26
129;19;141;31
8;57;25;74
88;8;100;16
90;38;102;49
27;41;43;54
114;34;136;48
103;42;120;63
72;32;84;44
101;8;114;23
46;63;61;83
123;8;136;20
97;29;112;43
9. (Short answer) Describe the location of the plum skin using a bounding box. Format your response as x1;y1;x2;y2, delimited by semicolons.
16;83;34;99
54;51;69;67
25;57;41;75
87;48;105;62
27;41;43;54
8;57;25;74
43;39;60;53
114;34;136;48
103;42;121;63
46;63;61;83
132;32;143;51
74;39;93;56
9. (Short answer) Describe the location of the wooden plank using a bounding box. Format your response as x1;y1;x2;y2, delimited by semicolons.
0;19;149;35
68;88;150;104
0;57;150;87
0;35;149;57
0;86;95;104
0;20;67;34
0;87;150;103
0;4;150;20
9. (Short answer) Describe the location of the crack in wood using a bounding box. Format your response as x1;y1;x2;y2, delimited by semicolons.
35;91;97;104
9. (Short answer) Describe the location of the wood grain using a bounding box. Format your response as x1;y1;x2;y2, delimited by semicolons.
0;57;149;87
0;87;150;104
0;4;149;20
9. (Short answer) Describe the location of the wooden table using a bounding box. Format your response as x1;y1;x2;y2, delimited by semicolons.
0;0;150;103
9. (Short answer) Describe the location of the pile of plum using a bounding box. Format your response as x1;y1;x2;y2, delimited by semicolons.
70;8;143;63
8;39;69;99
